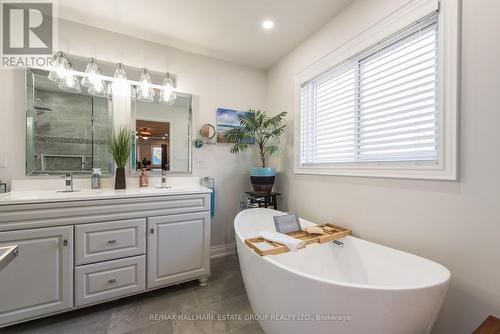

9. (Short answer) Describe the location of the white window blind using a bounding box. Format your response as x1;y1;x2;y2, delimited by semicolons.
300;14;439;165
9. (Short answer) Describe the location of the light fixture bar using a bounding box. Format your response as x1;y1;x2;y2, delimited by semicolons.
32;65;175;91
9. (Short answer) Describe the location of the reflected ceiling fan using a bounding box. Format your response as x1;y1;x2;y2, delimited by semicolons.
136;126;169;140
136;127;151;140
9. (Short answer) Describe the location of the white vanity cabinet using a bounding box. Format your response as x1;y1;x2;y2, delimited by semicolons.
147;212;210;289
0;226;73;325
0;188;211;328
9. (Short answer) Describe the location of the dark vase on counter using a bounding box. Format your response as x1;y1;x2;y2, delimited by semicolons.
115;167;126;190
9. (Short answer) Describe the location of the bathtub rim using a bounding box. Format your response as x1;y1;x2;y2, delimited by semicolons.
235;208;451;292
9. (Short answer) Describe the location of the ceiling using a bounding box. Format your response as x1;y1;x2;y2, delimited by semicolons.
57;0;353;70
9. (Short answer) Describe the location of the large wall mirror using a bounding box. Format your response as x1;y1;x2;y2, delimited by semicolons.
25;54;193;176
26;68;113;175
132;94;192;174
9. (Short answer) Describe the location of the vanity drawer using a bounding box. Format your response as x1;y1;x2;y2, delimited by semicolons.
75;218;146;265
75;255;145;307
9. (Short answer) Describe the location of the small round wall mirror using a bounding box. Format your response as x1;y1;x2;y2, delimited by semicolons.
200;124;216;140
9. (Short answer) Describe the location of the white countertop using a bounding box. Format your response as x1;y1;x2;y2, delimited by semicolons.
0;185;212;206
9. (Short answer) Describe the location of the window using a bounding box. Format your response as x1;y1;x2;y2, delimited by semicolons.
296;0;458;179
301;15;438;165
152;146;162;165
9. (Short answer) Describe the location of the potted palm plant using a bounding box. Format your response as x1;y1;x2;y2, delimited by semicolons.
226;110;287;193
107;126;132;190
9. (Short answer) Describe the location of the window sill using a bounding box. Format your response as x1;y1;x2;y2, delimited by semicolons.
294;163;457;180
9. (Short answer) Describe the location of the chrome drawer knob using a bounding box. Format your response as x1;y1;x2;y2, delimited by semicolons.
108;278;116;283
107;240;117;244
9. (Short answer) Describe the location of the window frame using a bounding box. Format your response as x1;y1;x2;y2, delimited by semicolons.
294;0;459;180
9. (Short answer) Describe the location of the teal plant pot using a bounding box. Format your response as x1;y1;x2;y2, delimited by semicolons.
250;167;275;193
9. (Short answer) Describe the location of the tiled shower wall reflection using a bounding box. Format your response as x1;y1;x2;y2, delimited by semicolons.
31;89;112;174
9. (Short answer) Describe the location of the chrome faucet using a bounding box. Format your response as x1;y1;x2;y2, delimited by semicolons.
161;170;167;188
63;172;73;192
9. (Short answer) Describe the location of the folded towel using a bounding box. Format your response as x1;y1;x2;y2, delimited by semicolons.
258;231;305;251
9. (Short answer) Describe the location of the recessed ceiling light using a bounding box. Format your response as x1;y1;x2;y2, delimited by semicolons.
262;20;274;30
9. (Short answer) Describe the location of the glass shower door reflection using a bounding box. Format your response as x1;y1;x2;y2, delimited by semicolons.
26;68;113;176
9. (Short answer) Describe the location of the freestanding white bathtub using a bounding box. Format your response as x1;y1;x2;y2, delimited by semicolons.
235;209;450;334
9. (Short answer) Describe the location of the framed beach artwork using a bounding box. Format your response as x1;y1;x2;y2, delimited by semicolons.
216;108;254;143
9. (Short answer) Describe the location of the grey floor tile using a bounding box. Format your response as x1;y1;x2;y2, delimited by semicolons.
108;287;199;334
191;294;255;334
210;254;238;266
227;321;265;334
172;319;201;334
1;304;114;334
210;258;241;282
193;271;246;307
121;320;174;334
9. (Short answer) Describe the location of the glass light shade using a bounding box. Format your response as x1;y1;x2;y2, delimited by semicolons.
81;58;99;87
106;83;113;99
112;63;131;97
164;91;176;105
88;80;108;97
159;72;177;105
136;68;154;102
88;67;108;97
113;63;127;80
58;64;81;93
48;51;70;83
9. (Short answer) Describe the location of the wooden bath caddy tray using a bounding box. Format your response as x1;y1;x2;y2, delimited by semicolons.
245;224;352;256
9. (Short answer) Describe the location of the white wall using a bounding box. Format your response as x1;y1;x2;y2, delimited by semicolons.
268;0;500;333
0;19;267;248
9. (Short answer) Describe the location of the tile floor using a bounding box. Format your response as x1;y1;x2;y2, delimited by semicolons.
1;255;264;334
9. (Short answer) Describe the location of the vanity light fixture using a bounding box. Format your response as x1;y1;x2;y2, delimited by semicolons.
88;68;108;97
136;68;155;102
81;58;98;87
112;63;131;97
48;51;70;83
47;54;179;101
82;59;108;97
106;84;113;99
159;72;177;105
113;63;127;80
57;63;81;93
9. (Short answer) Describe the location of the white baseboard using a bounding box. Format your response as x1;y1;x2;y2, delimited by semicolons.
210;243;236;259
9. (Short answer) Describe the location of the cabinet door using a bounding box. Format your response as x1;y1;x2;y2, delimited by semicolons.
147;212;210;289
0;226;73;326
